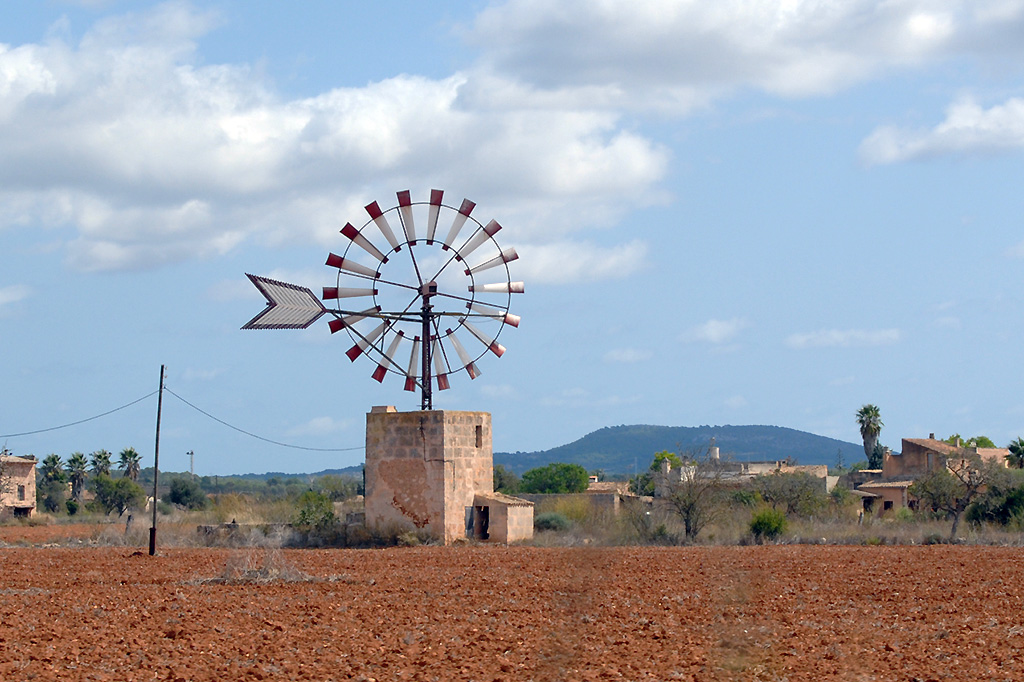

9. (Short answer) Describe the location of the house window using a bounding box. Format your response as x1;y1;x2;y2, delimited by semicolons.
883;500;893;511
475;425;483;448
17;485;25;501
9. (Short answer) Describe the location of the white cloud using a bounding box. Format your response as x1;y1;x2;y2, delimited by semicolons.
0;284;31;308
860;96;1024;164
603;348;652;364
480;384;518;399
467;0;1015;110
516;240;648;284
540;387;640;408
785;328;901;349
287;416;350;437
682;318;748;344
0;4;668;273
182;367;224;381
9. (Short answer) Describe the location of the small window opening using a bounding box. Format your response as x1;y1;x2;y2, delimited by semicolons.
475;424;483;448
17;485;25;501
883;500;894;511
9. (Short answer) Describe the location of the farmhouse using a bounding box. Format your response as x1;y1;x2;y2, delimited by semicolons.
653;446;836;497
0;453;37;518
856;435;1009;514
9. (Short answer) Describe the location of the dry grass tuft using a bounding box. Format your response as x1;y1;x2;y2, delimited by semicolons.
199;549;313;584
195;549;359;585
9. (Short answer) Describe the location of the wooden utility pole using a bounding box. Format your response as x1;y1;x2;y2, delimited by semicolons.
149;364;165;556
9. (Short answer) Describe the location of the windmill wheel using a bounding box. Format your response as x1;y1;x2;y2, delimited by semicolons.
323;189;523;409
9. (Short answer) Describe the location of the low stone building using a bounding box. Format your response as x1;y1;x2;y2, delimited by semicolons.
364;406;533;544
0;453;37;518
856;435;1009;514
653;447;835;497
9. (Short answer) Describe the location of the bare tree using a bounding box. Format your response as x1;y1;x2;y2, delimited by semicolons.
909;448;997;540
0;446;12;505
661;443;730;542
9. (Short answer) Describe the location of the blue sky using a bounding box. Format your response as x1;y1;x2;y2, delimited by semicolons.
3;1;1024;475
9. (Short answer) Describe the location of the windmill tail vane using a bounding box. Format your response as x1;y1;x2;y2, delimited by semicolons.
242;189;524;410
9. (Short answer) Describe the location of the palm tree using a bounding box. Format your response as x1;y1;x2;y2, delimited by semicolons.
40;453;66;483
1007;438;1024;469
855;404;883;465
66;452;89;502
118;447;141;482
38;454;67;513
90;449;112;477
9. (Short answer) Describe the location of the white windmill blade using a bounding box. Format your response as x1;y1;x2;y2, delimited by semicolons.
469;281;525;294
241;274;326;330
322;286;378;300
458;220;501;260
341;223;387;263
462;320;506;358
326;252;379;278
373;330;406;383
404;336;421;392
365;200;402;251
328;307;382;334
345;321;387;362
426;189;443;244
465;247;518;276
441;198;475;251
397;190;416;243
432;337;450;390
447;328;482;379
468;302;520;328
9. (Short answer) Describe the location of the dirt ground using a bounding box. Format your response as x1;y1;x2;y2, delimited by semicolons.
1;542;1023;681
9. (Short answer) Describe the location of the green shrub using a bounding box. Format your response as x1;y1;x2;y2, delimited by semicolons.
166;477;209;510
534;511;571;532
520;463;589;494
892;506;915;523
91;475;147;516
65;499;79;516
294;490;335;531
749;508;787;543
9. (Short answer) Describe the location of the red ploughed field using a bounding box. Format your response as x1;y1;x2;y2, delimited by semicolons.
1;543;1022;681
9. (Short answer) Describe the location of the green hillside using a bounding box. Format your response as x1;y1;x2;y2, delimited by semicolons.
494;424;862;475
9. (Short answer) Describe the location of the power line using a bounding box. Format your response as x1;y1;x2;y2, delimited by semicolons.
0;391;159;438
164;387;363;453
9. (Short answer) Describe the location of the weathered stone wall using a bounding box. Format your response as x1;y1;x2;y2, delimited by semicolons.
517;492;621;515
365;407;492;543
0;457;37;517
504;505;534;543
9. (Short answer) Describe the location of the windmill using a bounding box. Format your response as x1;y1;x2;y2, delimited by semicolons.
243;190;524;410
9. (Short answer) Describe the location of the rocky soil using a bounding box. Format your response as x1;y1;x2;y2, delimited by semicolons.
1;543;1023;681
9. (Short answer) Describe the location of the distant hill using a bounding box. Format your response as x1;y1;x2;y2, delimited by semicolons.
494;424;862;475
213;466;363;480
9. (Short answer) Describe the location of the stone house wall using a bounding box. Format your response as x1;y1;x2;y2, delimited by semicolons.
0;456;37;517
365;407;493;544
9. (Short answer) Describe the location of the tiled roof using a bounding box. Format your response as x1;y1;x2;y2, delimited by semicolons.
903;438;959;454
0;455;37;465
858;480;916;490
586;482;629;494
474;492;534;507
